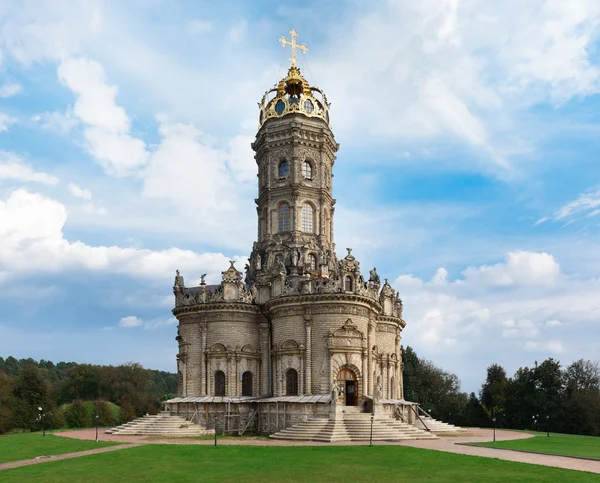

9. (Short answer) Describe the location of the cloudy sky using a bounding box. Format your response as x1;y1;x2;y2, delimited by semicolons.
1;0;599;393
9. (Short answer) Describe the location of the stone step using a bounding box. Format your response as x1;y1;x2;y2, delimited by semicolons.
269;416;437;442
106;413;214;437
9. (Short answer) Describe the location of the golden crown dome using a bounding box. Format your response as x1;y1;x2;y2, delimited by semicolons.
258;29;330;128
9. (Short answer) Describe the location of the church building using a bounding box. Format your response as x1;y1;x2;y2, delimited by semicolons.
165;30;434;439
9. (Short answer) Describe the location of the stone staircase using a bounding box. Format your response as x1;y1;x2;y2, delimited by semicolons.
415;416;466;433
270;407;437;442
105;411;214;437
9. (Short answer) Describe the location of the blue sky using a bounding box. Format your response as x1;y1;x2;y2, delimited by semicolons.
1;0;599;393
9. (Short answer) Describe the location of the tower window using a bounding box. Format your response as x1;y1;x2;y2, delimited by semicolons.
345;276;353;292
301;204;314;233
304;99;314;114
302;161;312;179
278;160;289;179
275;99;285;115
286;368;298;396
278;203;290;232
214;370;226;396
307;253;317;271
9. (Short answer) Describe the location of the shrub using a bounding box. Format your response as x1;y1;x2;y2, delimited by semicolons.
93;400;115;427
119;401;136;424
65;400;91;428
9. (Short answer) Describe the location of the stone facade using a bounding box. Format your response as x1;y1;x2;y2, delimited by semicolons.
171;60;406;415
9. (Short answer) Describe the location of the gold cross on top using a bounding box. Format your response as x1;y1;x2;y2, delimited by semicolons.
279;28;308;67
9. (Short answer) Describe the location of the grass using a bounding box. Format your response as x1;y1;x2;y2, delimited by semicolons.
0;432;119;464
1;444;598;482
470;431;600;460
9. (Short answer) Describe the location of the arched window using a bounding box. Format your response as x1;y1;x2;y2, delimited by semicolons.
302;161;312;179
242;371;253;397
278;160;289;179
302;204;314;233
214;370;226;396
345;276;353;292
286;369;298;395
307;253;317;271
278;203;290;232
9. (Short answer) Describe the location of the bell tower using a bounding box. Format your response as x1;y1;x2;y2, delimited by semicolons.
249;29;339;283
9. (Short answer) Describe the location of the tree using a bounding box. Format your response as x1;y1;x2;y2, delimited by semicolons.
480;364;508;420
0;371;14;434
12;364;52;431
465;392;488;427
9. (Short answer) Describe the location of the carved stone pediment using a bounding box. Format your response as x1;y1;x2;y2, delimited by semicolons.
327;320;365;349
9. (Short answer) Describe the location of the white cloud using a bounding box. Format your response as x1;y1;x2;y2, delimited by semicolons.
393;250;599;388
0;82;22;97
57;57;148;177
462;251;560;287
316;0;600;172
0;151;59;185
67;182;107;215
32;110;78;133
67;182;92;200
119;315;143;328
0;113;16;132
140;121;256;243
0;189;242;283
555;188;600;221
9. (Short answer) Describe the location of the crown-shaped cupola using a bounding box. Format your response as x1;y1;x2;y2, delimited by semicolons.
258;29;331;128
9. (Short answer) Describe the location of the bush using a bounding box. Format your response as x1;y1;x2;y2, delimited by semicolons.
119;401;136;424
65;400;91;428
51;407;65;430
94;400;115;427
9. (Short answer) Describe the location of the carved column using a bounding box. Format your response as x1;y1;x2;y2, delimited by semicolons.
226;354;232;396
200;325;207;396
386;355;391;399
304;318;312;395
367;319;373;395
330;206;335;245
235;352;240;396
260;324;270;396
278;350;284;396
361;350;366;399
299;348;305;395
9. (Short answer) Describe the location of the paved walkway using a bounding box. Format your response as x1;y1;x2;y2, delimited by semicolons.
5;428;597;475
0;444;141;471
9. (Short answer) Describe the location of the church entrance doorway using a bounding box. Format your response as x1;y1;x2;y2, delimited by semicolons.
336;368;358;406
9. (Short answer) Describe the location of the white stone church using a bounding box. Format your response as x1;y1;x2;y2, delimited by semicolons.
162;30;460;441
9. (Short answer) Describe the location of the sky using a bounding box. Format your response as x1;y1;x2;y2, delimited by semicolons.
0;0;599;394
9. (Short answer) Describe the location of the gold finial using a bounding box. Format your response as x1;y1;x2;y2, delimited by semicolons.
279;28;308;67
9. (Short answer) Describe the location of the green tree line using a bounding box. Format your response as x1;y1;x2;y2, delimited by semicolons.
0;357;177;434
403;346;600;436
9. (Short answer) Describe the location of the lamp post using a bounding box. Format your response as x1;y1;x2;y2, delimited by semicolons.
50;411;53;433
214;415;218;447
492;417;496;443
95;414;99;442
546;415;550;437
369;414;374;447
38;407;45;437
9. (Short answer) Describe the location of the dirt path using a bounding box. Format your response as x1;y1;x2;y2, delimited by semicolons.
0;443;142;472
51;428;600;474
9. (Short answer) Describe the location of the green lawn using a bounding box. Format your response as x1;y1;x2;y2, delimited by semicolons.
1;444;598;482
0;432;119;464
470;432;600;459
